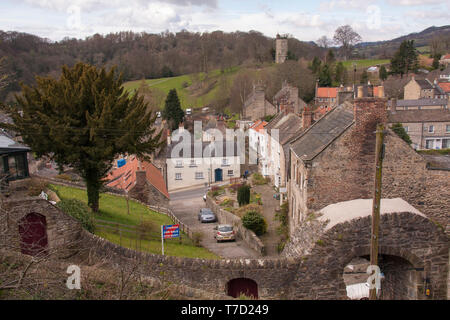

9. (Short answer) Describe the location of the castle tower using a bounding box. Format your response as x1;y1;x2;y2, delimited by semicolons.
275;34;288;64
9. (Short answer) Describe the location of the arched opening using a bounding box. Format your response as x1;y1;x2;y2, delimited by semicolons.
343;254;419;300
18;213;48;256
227;278;258;299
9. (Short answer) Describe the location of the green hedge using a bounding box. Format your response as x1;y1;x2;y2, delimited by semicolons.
242;211;267;236
56;199;95;233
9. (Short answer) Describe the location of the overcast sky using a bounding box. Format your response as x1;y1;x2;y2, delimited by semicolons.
0;0;449;43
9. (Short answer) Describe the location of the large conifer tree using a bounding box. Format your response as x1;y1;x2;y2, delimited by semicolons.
0;63;163;212
163;89;184;130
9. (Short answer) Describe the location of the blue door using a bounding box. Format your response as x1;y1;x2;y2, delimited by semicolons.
215;168;223;182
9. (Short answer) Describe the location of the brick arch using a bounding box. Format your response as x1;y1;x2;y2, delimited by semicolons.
291;212;448;300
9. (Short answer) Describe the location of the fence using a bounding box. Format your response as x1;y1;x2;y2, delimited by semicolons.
94;218;185;254
37;175;194;240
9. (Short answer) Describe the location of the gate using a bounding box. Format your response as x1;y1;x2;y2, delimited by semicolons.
18;213;48;256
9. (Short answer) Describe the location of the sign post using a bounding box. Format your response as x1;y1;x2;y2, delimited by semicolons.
161;224;180;256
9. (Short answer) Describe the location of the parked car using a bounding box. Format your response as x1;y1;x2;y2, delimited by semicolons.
186;108;192;115
156;111;161;118
214;224;236;242
198;208;217;223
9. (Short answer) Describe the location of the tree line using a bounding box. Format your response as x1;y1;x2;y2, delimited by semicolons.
0;30;323;101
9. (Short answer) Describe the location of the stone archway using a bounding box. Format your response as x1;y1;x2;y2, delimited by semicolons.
227;278;258;299
18;212;48;256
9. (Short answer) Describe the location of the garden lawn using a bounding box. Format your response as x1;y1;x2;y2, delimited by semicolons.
342;59;390;70
50;184;219;259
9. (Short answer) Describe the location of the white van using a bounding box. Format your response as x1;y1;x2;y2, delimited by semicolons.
186;108;192;115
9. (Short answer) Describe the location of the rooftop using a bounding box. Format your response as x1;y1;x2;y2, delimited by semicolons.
0;133;30;153
316;87;338;99
266;113;303;145
319;198;425;231
388;98;448;108
166;140;239;159
388;108;450;123
291;102;354;161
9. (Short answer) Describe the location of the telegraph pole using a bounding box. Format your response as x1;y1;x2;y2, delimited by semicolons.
370;123;385;300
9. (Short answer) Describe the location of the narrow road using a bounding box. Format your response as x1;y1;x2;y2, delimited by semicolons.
169;186;259;259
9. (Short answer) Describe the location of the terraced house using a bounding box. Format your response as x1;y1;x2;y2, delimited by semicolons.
287;94;449;236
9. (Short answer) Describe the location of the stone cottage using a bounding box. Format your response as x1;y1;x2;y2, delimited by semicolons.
288;94;450;235
242;83;277;121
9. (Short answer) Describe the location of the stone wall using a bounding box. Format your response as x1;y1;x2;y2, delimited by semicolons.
78;229;295;299
206;196;265;256
0;198;83;257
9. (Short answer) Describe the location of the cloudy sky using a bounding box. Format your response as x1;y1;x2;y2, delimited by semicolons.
0;0;449;42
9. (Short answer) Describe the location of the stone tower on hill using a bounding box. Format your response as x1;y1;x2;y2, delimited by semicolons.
275;34;288;64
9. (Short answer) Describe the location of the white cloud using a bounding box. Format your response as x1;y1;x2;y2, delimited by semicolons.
385;0;442;6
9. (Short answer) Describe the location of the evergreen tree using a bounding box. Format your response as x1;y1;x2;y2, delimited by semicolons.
311;56;322;74
335;62;345;84
379;65;388;81
326;49;335;64
237;184;251;207
163;89;185;131
390;40;418;78
0;63;163;212
318;64;332;87
432;54;441;70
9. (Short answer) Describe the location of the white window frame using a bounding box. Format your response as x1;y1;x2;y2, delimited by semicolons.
195;172;204;180
428;125;435;133
425;139;434;149
227;170;234;176
175;173;182;180
176;160;183;168
446;125;450;133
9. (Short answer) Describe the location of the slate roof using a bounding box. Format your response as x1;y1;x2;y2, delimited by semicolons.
388;99;448;108
166;140;239;159
388;109;450;123
415;79;434;89
266;113;303;145
291;102;354;161
0;133;30;153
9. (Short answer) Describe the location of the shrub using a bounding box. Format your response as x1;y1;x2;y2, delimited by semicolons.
220;197;234;207
251;173;267;185
242;211;267;236
27;178;49;197
56;199;95;233
192;232;203;247
137;220;158;239
237;184;251;206
235;204;263;218
391;123;412;145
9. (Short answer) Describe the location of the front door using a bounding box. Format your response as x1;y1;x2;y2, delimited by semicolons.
214;168;223;182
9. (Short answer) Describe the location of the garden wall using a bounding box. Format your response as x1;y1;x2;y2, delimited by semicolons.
206;195;265;256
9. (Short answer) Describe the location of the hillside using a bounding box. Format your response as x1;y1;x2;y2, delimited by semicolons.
0;30;322;102
355;25;450;58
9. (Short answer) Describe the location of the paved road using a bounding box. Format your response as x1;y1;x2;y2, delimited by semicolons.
169;186;259;259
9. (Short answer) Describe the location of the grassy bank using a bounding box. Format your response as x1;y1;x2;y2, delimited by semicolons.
50;184;219;259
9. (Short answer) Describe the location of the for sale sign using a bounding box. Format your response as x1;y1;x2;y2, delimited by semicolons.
162;224;180;239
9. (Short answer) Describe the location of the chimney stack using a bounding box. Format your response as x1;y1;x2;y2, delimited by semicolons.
377;86;385;98
302;107;314;130
353;97;388;133
391;98;397;113
357;86;364;98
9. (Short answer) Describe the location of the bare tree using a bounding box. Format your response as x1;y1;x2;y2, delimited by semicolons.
333;25;362;60
429;36;443;57
317;35;331;49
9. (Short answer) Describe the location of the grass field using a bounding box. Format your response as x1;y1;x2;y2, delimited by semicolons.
123;67;240;110
50;184;219;259
342;59;390;70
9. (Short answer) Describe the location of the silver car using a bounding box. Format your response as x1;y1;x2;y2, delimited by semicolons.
198;208;217;223
214;224;236;242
